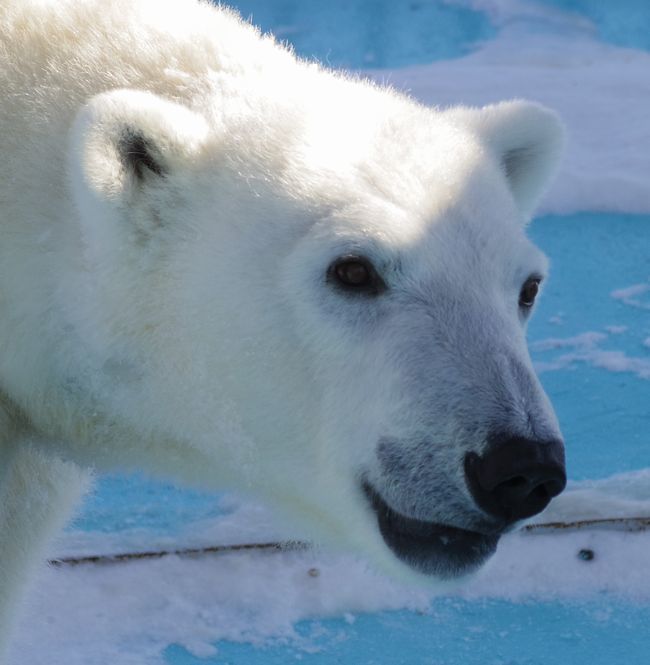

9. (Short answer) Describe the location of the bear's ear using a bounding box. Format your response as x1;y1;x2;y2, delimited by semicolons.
69;89;209;210
452;100;565;220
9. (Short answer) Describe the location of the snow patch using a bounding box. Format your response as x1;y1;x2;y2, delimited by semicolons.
531;331;606;352
611;283;650;300
611;282;650;310
532;330;650;379
373;2;650;215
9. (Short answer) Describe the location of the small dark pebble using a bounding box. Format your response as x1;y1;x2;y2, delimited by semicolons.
578;548;595;561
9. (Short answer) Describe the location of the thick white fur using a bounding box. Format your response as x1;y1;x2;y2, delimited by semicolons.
0;0;564;655
0;438;89;652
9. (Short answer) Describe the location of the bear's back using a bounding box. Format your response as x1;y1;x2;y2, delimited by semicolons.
1;0;303;151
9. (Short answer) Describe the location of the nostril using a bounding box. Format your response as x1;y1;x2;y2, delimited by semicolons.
533;484;549;500
499;476;528;490
493;476;560;516
541;477;565;500
465;435;566;523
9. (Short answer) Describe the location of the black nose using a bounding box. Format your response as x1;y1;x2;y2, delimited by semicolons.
464;434;566;523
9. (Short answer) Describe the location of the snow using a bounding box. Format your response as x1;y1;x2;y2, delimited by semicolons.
57;494;285;559
544;469;650;522
10;470;650;664
611;284;650;300
611;282;650;309
531;331;607;352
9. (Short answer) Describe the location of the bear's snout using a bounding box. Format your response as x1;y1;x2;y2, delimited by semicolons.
464;434;566;524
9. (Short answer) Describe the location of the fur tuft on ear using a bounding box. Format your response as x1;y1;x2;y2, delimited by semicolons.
69;89;209;207
450;100;565;220
119;129;166;181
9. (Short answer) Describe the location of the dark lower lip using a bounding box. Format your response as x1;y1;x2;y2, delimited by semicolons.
362;482;500;578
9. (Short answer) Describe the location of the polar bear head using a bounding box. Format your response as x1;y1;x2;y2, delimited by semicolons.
69;84;565;581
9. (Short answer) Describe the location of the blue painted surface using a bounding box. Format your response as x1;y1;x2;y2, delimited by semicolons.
223;0;495;69
544;0;650;51
221;0;650;71
71;473;228;534
528;213;650;480
164;600;650;664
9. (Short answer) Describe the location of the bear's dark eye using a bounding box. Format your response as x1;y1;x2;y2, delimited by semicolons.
327;255;386;296
519;276;541;309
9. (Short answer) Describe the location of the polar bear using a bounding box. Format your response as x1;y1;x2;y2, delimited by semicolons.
0;0;566;654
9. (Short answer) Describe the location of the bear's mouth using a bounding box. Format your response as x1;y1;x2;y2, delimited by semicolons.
362;482;499;578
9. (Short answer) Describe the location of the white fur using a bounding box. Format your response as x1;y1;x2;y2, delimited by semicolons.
0;0;564;655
